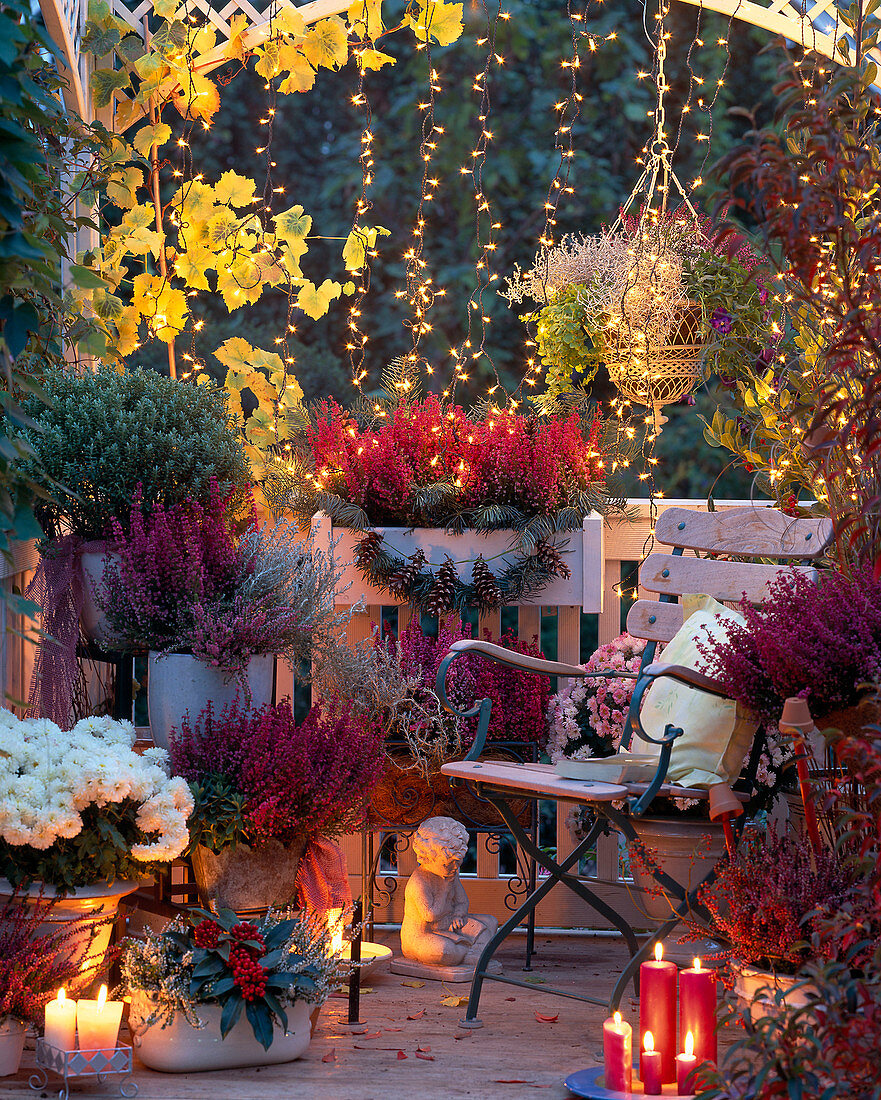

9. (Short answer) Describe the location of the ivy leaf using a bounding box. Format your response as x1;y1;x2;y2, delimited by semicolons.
410;0;463;46
214;170;257;208
301;17;349;70
277;46;316;93
105;165;144;210
297;279;341;320
90;68;131;109
358;46;395;70
131;122;172;159
81;21;121;56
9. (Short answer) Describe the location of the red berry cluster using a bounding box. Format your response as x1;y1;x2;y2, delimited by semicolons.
228;944;267;1002
193;919;222;949
781;492;799;517
230;921;264;948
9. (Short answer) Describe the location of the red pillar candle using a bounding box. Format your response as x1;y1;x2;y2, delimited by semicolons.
676;1032;698;1095
641;1031;663;1095
603;1011;633;1093
679;957;717;1068
639;942;677;1084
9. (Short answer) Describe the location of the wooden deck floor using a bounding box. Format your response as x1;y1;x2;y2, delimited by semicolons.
8;933;738;1100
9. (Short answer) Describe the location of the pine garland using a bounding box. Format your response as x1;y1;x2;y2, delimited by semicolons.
355;532;572;614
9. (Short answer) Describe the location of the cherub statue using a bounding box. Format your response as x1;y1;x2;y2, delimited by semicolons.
398;816;498;974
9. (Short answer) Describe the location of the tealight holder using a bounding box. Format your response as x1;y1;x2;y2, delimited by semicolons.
564;1066;695;1099
29;1039;138;1100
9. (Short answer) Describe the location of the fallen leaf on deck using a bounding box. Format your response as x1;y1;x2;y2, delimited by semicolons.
321;1049;336;1063
454;1032;472;1040
401;980;425;988
494;1080;533;1084
407;1009;425;1020
361;987;376;994
505;997;516;1002
397;1050;408;1059
534;1012;559;1023
440;995;468;1007
523;977;546;984
384;1026;403;1032
417;1045;431;1053
415;1051;435;1061
361;1031;383;1039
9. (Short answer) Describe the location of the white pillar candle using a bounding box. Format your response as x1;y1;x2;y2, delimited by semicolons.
75;985;122;1055
44;988;77;1051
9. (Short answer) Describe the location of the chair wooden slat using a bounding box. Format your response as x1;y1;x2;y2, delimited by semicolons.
626;599;683;642
640;553;816;604
655;506;833;558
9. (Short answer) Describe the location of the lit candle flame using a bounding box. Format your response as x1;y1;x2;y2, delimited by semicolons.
685;1031;694;1057
693;956;701;971
97;984;107;1011
327;908;345;956
613;1011;622;1026
655;942;663;963
644;1030;654;1053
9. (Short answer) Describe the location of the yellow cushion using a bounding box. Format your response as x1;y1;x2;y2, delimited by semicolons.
631;594;756;789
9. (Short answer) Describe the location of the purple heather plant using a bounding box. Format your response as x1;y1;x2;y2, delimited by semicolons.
695;567;881;723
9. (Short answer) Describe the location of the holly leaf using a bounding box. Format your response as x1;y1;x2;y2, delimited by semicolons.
105;165;144;210
277;46;316;93
358;46;395;70
297;279;341;320
132;122;172;159
90;68;131;109
301;17;349;69
214;170;257;208
410;0;463;46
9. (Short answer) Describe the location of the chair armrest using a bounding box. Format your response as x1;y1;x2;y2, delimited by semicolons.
641;662;732;700
447;639;637;681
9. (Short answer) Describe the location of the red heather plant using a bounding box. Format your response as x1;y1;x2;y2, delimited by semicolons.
696;568;881;723
170;700;385;849
0;893;106;1024
397;618;550;748
696;829;854;976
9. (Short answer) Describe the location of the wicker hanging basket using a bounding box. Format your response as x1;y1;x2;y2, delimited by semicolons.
602;303;706;429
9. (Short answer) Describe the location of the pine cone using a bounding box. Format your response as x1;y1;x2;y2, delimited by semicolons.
355;530;385;570
535;541;571;579
425;556;458;616
388;549;426;597
472;555;502;610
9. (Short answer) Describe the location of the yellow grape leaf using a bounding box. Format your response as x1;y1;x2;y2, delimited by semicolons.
173;251;212;291
115;304;141;357
112;98;144;135
342;224;390;272
357;46;394;70
440;995;468;1007
297;279;341;319
174;71;220;121
273;5;306;37
274;203;312;251
121;203;154;231
348;0;383;40
151;0;179;18
133;50;168;96
411;0;463;46
216;261;262;311
254;39;281;79
215;336;284;375
301;17;349;69
225;12;249;60
206;208;241;249
132;122;172;159
123;225;164;257
173;179;216;226
214;169;257;208
131;274;188;340
277;46;316;93
105;165;144;210
190;23;217;56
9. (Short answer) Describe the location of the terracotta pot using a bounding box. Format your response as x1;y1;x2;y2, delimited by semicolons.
190;837;308;915
80;550;123;648
627;816;725;964
732;962;816;1011
0;1018;26;1077
147;651;274;750
129;991;312;1072
0;878;139;976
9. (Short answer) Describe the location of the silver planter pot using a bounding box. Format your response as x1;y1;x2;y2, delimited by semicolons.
190;837;309;914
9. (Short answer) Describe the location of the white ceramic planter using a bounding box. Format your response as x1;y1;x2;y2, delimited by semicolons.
311;511;605;611
129;992;312;1072
80;550;123;647
733;964;816;1010
0;879;140;975
0;1018;26;1077
147;652;275;750
627;816;726;963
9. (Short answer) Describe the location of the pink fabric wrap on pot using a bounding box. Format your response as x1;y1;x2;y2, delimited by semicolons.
26;536;112;729
295;837;352;912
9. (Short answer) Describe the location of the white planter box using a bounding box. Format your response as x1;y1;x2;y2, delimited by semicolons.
312;512;604;612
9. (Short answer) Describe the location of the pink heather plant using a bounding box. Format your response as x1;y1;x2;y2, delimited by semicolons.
546;632;647;762
170;700;385;846
696;568;881;723
397;619;550;748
